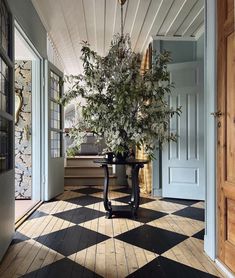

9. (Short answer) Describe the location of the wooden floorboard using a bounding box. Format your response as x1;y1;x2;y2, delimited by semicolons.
0;186;227;278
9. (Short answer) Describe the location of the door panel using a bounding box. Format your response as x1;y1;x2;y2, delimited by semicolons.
0;0;14;260
217;0;235;273
44;61;64;200
162;61;205;200
227;198;235;245
226;33;235;183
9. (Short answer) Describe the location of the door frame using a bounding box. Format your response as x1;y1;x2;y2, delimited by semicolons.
151;36;200;198
204;0;217;260
14;21;43;201
151;0;218;262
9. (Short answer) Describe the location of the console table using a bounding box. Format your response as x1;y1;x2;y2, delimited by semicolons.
94;158;148;218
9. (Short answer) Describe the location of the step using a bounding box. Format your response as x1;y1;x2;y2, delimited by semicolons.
66;155;105;167
65;166;113;176
64;175;117;186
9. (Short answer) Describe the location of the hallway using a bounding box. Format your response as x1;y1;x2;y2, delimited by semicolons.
0;186;224;277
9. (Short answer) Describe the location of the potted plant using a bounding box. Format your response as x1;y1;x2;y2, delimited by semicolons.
62;34;181;160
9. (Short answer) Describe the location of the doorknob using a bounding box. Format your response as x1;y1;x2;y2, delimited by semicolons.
211;111;223;118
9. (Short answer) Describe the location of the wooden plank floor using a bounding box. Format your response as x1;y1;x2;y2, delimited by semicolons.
15;200;39;223
0;185;226;278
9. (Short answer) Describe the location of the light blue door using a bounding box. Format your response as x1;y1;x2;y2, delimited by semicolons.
0;0;14;260
44;61;64;200
162;61;205;200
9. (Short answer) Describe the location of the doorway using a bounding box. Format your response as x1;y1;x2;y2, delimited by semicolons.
152;36;206;201
14;24;42;222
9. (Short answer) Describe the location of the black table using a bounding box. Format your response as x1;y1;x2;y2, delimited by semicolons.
94;158;148;218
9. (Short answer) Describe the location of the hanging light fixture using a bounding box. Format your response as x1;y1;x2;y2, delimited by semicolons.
118;0;126;4
115;0;128;59
118;0;127;37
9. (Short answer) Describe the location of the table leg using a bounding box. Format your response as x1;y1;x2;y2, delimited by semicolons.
102;164;112;218
131;164;141;216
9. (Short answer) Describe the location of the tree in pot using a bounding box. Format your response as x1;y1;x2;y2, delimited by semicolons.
62;34;181;161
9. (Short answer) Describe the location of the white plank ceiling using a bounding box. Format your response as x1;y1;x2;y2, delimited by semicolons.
32;0;204;74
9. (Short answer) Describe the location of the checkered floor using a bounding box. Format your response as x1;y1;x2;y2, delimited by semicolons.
0;185;224;277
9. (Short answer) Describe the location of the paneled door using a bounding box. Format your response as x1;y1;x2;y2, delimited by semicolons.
162;61;205;200
0;0;14;260
44;61;64;200
217;0;235;273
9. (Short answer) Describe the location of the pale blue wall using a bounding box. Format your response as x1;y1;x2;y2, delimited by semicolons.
7;0;47;58
197;34;204;61
153;36;204;64
153;40;197;63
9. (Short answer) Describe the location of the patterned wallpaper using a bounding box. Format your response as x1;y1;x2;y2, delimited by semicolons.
15;61;32;199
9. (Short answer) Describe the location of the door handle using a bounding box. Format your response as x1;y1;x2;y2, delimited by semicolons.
211;111;223;118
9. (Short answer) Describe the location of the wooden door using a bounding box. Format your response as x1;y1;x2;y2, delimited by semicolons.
162;61;205;200
217;0;235;273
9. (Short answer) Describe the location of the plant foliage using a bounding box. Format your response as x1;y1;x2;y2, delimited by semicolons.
62;34;181;159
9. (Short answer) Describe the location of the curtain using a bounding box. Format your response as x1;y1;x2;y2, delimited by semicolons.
136;44;153;194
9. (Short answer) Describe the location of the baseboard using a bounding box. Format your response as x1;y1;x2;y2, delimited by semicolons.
204;234;216;260
215;259;235;278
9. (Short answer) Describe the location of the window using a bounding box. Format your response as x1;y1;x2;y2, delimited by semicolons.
49;70;63;158
0;58;9;112
0;0;10;55
50;131;61;158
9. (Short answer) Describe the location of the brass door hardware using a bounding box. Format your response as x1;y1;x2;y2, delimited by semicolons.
211;111;223;118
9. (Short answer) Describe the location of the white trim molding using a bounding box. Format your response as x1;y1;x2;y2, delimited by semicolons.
194;24;205;40
15;21;43;202
204;0;217;260
151;35;197;42
215;260;235;278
